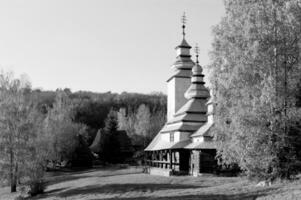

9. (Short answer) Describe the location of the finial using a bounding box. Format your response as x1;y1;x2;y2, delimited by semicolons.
194;44;199;64
181;12;186;38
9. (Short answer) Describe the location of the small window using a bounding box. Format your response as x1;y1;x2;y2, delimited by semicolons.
170;132;174;142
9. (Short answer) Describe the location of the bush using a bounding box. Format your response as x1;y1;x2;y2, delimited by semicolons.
28;179;46;196
26;161;46;196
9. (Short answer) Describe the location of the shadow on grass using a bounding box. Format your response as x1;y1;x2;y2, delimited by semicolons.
46;171;143;186
26;187;68;200
88;187;278;200
45;174;91;185
52;183;279;200
56;183;202;198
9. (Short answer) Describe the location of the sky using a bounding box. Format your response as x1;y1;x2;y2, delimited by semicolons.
0;0;225;94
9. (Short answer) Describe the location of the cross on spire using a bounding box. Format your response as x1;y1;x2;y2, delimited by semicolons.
181;12;186;38
195;44;199;64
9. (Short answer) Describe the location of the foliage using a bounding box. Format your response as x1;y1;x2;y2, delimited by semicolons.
24;107;48;196
73;91;167;146
0;71;50;195
43;90;88;163
0;71;35;192
0;70;166;193
118;104;166;149
71;135;94;168
208;0;301;180
134;104;151;147
98;110;121;163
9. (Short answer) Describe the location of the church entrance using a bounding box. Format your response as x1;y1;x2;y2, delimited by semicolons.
199;149;217;173
179;150;190;173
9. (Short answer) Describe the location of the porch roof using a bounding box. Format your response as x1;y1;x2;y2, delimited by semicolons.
145;136;191;151
184;141;217;149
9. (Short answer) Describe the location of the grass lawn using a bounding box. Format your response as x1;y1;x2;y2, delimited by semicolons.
0;166;300;200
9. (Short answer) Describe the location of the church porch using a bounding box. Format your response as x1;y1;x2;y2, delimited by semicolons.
145;149;191;176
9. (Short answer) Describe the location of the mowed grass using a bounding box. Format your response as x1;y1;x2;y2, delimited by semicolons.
0;166;301;200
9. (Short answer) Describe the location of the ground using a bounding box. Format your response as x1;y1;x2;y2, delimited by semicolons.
0;167;301;200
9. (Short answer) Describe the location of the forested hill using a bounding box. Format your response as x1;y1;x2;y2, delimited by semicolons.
33;89;167;145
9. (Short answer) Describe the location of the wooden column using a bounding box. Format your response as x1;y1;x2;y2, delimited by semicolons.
169;150;173;169
159;151;163;168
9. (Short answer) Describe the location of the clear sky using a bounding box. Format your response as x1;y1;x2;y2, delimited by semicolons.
0;0;225;94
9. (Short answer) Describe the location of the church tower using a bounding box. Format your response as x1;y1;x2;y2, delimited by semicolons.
167;13;194;120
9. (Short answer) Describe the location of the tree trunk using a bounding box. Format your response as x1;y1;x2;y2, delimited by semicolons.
10;149;16;193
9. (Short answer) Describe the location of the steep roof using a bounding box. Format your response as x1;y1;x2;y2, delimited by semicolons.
90;130;133;153
184;141;216;149
176;38;191;49
191;122;214;138
145;133;191;151
145;131;216;151
89;129;103;153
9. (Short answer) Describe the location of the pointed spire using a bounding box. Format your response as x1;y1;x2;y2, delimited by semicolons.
175;13;191;50
182;12;187;39
170;13;194;73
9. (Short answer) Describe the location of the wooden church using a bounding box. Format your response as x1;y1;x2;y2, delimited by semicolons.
144;16;217;176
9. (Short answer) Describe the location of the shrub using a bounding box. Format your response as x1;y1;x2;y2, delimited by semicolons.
28;179;46;196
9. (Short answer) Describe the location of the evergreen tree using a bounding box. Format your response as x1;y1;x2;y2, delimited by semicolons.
209;0;301;180
100;110;121;163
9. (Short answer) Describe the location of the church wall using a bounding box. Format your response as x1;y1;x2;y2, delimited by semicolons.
192;136;204;143
174;132;180;142
176;48;189;56
161;133;170;142
167;78;176;121
179;131;192;140
175;77;191;113
167;77;191;120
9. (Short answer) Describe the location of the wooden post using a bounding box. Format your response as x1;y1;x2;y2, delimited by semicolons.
159;151;162;168
152;151;154;167
169;150;172;169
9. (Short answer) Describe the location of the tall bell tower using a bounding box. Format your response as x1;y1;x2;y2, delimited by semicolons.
167;13;194;120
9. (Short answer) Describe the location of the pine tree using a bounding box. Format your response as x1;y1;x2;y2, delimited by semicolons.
100;109;121;163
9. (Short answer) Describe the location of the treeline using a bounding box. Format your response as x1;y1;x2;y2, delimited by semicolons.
33;88;166;146
0;71;166;196
209;0;301;181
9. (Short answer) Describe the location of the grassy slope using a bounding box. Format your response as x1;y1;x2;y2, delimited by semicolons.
0;167;300;200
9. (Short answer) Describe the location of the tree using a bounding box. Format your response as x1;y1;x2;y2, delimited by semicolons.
43;90;87;163
118;104;166;149
134;104;151;148
96;110;121;163
0;71;34;192
149;109;166;143
24;107;48;196
208;0;301;180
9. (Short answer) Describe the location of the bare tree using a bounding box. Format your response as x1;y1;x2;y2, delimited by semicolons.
0;71;33;192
